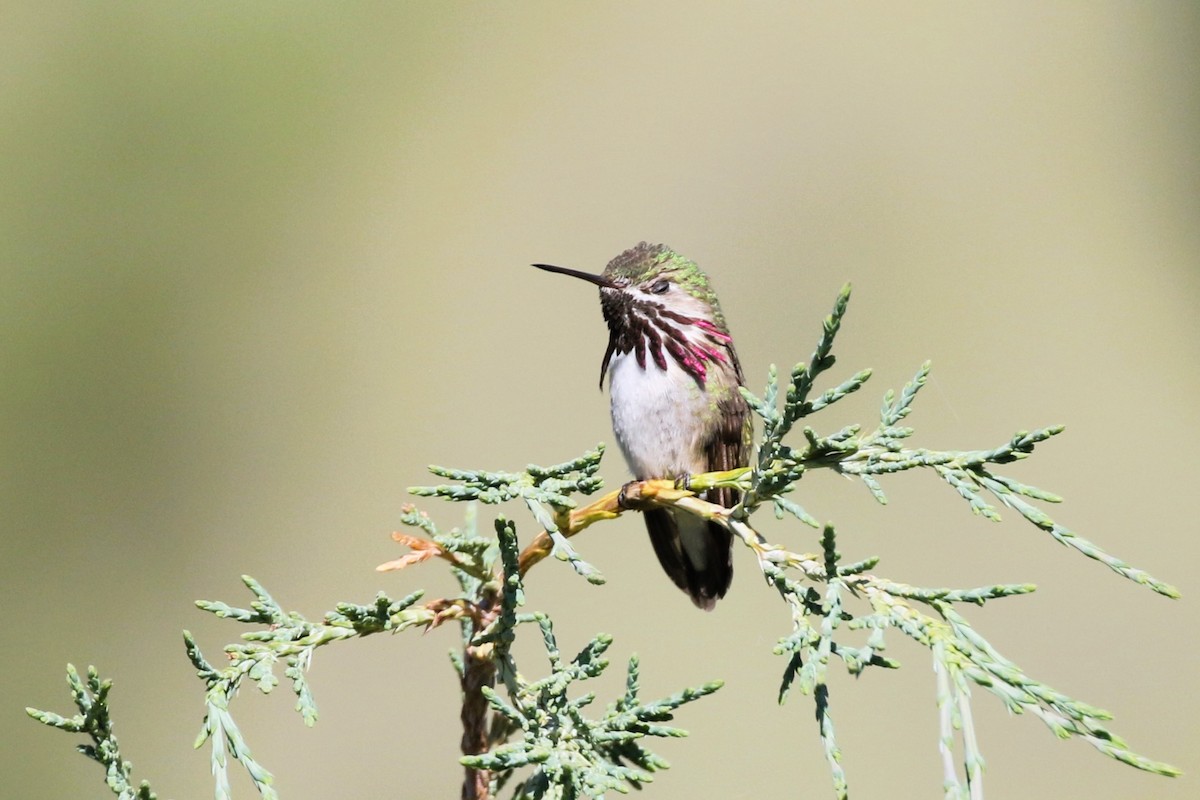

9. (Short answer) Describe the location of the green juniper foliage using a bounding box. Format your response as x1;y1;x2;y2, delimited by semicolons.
412;445;608;585
184;579;430;800
26;665;158;800
464;516;723;799
28;285;1180;799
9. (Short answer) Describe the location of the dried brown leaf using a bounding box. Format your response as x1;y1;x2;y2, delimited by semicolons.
376;533;446;572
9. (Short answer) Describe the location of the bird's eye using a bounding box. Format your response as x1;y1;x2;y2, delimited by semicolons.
650;279;670;295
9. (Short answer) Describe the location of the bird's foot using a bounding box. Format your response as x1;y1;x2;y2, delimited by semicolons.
617;480;644;510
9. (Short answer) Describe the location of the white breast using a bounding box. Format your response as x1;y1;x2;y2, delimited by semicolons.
607;351;710;480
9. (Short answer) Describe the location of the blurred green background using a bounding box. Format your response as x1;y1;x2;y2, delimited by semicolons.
3;3;1197;798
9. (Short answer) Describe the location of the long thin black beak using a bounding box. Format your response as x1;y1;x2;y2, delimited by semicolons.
531;263;619;289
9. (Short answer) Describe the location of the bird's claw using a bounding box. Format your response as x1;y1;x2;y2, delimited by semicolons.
617;480;641;510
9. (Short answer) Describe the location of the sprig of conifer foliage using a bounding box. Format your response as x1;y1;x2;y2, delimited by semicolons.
28;286;1180;799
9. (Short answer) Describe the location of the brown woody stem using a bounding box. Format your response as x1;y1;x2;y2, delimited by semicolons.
460;591;499;800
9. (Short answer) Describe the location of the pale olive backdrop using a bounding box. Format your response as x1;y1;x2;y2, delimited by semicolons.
3;4;1197;799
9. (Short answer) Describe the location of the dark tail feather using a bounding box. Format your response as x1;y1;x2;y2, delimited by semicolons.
644;508;733;610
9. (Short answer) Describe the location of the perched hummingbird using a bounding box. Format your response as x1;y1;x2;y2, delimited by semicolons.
534;242;752;610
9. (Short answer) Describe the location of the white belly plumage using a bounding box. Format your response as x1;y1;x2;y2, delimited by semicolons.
607;350;711;480
608;350;719;574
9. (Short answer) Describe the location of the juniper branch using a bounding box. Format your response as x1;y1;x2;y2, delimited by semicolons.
185;577;429;798
30;283;1182;800
463;615;723;797
26;665;160;800
428;451;1179;796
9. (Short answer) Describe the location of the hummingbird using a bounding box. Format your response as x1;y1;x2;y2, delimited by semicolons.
534;242;751;610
